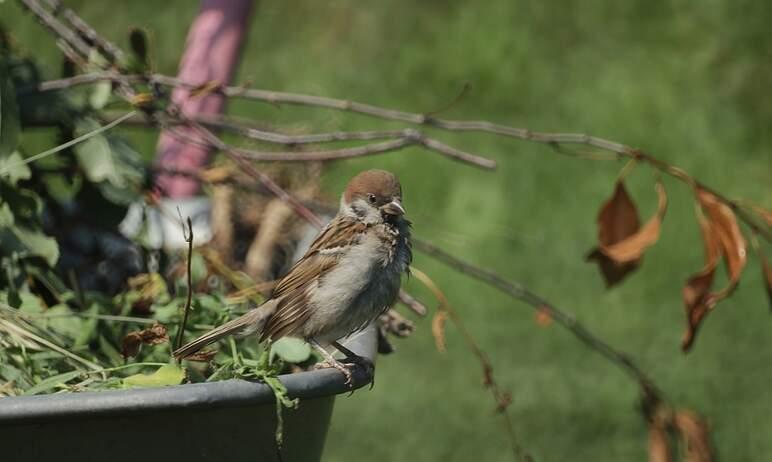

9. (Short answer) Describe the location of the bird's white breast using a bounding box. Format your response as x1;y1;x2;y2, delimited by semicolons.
304;226;405;343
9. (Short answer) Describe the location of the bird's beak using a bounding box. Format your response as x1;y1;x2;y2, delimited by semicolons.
381;198;405;216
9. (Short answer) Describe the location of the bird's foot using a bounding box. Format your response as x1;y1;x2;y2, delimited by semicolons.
314;358;355;387
343;354;375;390
313;355;374;389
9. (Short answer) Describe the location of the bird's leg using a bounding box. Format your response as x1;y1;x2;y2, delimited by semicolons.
307;338;354;387
332;341;375;390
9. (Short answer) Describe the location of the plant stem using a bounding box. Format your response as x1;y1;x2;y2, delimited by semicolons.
174;216;195;350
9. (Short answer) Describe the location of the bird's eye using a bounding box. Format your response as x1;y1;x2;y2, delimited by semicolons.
367;193;377;204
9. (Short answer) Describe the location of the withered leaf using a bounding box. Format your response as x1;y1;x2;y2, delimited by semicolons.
598;181;641;245
681;215;720;351
121;323;169;358
674;410;713;462
682;189;747;351
646;402;674;462
648;422;673;462
189;80;221;98
698;189;747;283
587;180;667;287
185;350;218;362
411;267;451;353
127;273;168;314
431;310;449;353
752;205;772;228
603;181;667;263
761;248;772;311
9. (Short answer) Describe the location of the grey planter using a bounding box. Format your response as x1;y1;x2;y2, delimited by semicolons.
0;327;376;462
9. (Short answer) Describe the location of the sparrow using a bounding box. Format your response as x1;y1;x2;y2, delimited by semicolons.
174;169;412;384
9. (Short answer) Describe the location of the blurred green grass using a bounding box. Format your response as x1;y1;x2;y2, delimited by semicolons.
4;1;771;460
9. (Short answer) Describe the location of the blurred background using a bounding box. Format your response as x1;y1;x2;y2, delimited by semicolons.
3;0;771;460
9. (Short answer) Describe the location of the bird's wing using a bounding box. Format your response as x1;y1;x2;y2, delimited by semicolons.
261;216;368;341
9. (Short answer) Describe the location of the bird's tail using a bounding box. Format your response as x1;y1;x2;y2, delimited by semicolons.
173;300;277;360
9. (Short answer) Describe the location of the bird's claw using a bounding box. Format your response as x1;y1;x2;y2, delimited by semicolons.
313;355;375;390
344;355;375;390
314;359;355;387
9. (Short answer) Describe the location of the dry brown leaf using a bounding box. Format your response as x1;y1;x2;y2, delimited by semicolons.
127;273;167;314
121;323;170;358
411;267;450;353
189;80;221;98
603;181;667;262
681;214;720;351
598;181;642;245
431;311;449;353
648;422;673;462
587;181;640;286
752;204;772;228
697;189;747;284
587;180;667;287
682;189;747;351
761;248;772;310
674;410;713;462
199;166;233;183
185;350;218;362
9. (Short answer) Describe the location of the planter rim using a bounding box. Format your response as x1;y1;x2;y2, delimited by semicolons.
0;326;376;424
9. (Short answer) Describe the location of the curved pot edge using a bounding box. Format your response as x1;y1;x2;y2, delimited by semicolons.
0;325;377;424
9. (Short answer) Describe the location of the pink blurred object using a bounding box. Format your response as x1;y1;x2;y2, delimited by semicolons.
154;0;254;198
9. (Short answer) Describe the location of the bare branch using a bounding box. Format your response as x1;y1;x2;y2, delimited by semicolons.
411;239;659;393
22;71;771;240
174;216;194;351
397;289;427;316
233;136;495;168
17;0;93;58
42;0;126;63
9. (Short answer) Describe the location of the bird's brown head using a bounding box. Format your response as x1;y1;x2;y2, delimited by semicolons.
342;169;405;220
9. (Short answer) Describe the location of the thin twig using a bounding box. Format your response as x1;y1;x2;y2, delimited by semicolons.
396;289;427;316
412;239;658;393
22;70;770;240
0;110;137;177
411;268;529;462
232;136;494;167
42;0;126;64
171;113;325;227
175;215;194;351
17;0;93;58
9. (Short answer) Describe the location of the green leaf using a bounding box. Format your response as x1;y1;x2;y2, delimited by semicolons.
72;121;144;203
44;304;84;341
17;291;45;314
42;173;82;203
194;293;222;313
0;183;42;226
270;337;311;364
152;299;181;323
128;27;151;70
74;304;99;347
89;81;112;110
0;69;20;157
98;335;124;367
73;119;116;185
23;370;84;395
98;181;139;205
0;202;13;227
122;364;185;388
0;151;31;186
6;226;59;266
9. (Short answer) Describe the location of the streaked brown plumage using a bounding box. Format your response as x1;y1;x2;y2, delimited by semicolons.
174;169;411;383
